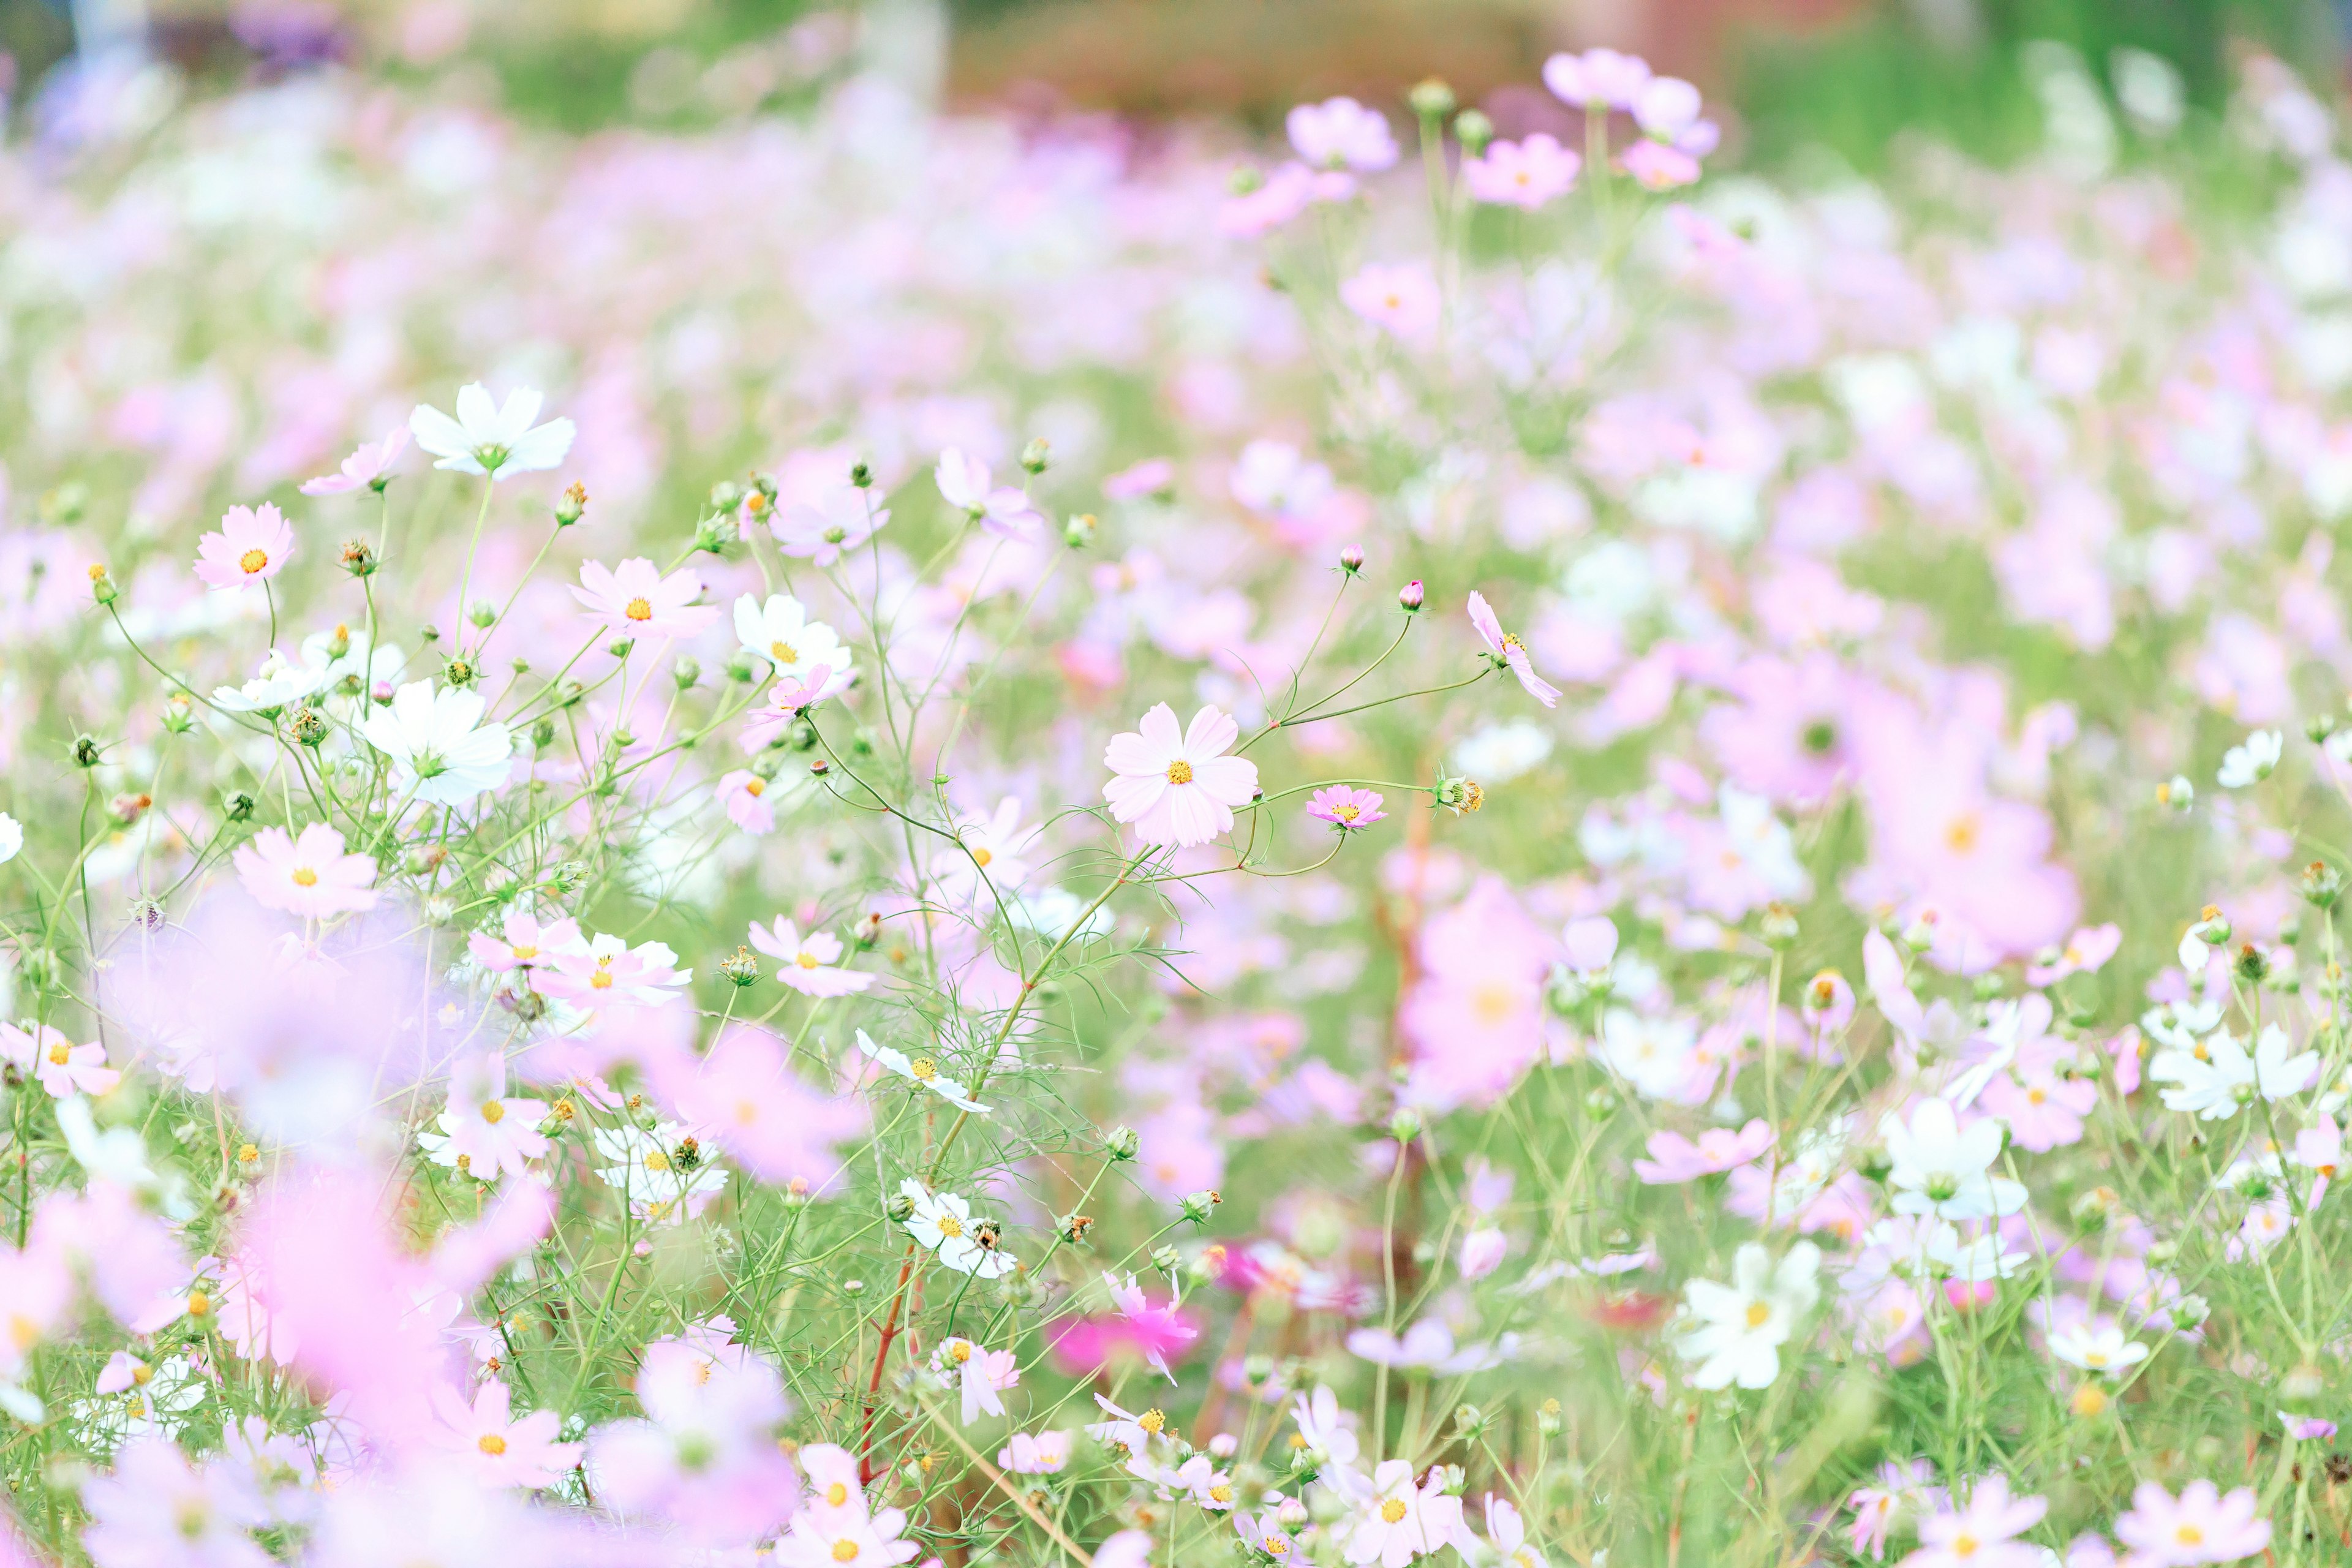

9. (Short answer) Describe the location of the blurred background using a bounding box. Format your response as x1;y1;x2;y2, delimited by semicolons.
0;0;2338;170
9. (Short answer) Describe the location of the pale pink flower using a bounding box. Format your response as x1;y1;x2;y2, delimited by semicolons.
739;665;851;752
1464;135;1581;209
572;558;719;639
1459;1227;1507;1280
1286;96;1398;170
1622;140;1702;190
1341;263;1442;342
2026;924;2123;987
2293;1114;2342;1203
417;1052;548;1180
2114;1480;2270;1567
233;824;379;917
1542;47;1653;109
772;486;885;565
194;503;294;590
717;769;777;832
935;449;1046;542
466;910;584;975
1102;703;1259;848
1467;590;1562;707
748;918;874;997
660;1026;869;1188
539;933;691;1006
81;1439;270;1568
932;1336;1021;1425
999;1430;1074;1474
429;1378;581;1488
300;427;410;495
2282;1412;2338;1441
20;1027;119;1099
1634;1120;1774;1183
1308;786;1386;832
1903;1476;2047;1568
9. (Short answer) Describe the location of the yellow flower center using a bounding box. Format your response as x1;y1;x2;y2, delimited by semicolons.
480;1101;505;1125
511;944;538;961
47;1044;69;1066
130;1363;153;1386
771;641;799;663
1210;1484;1234;1504
972;846;993;867
1270;1540;1291;1556
2176;1525;2204;1548
1138;1408;1166;1434
1381;1500;1409;1525
239;548;269;575
186;1291;211;1318
1744;1301;1772;1329
745;778;765;797
1951;1533;1979;1558
238;1144;258;1164
1944;813;1980;854
910;1058;937;1082
833;1542;861;1563
937;1216;963;1238
2027;1087;2047;1105
949;1341;973;1363
1166;760;1195;785
478;1434;508;1455
796;951;820;968
1335;804;1359;821
645;1150;671;1172
827;1482;850;1507
625;597;654;621
2084;1351;2108;1367
291;868;318;887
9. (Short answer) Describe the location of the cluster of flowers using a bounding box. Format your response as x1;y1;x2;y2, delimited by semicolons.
3;14;2352;1568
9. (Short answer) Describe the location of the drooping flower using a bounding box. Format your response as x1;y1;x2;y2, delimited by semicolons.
1102;703;1259;848
300;427;411;495
232;823;379;917
194;503;294;591
750;919;874;998
1675;1242;1820;1389
573;558;720;639
360;681;514;807
408;383;575;478
931;1336;1020;1426
1467;591;1562;707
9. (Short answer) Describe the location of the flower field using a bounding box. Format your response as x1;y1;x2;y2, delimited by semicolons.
0;27;2348;1568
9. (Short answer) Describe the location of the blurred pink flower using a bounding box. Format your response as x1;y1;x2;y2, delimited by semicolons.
748;919;873;997
1464;135;1581;209
2113;1480;2269;1567
300;426;410;495
717;769;777;832
1341;263;1441;342
1634;1119;1774;1183
660;1025;868;1189
428;1378;581;1489
232;823;379;917
1286;96;1397;171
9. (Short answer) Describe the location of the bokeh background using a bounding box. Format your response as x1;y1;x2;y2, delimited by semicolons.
0;0;2339;170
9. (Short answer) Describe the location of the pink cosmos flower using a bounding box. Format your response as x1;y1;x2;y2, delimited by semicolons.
935;449;1047;542
717;769;777;832
1542;47;1653;109
1634;1119;1774;1183
932;1336;1021;1425
1102;703;1259;848
1632;77;1706;141
772;486;886;565
2293;1114;2341;1203
418;1052;548;1180
1564;915;1619;975
1459;1227;1508;1279
588;1338;801;1547
1467;590;1562;707
300;427;410;495
194;503;295;590
81;1439;270;1568
999;1430;1074;1474
1102;458;1175;501
1341;263;1442;343
748;918;874;997
739;665;851;752
1464;135;1581;209
429;1378;580;1488
2113;1480;2270;1567
1622;140;1702;190
1219;162;1319;236
539;933;691;1006
233;823;379;917
1849;1460;1935;1560
467;910;585;975
15;1026;119;1099
1904;1476;2047;1568
572;558;719;639
1980;1069;2097;1153
660;1026;869;1189
1308;786;1386;831
1286;96;1398;170
2026;924;2123;987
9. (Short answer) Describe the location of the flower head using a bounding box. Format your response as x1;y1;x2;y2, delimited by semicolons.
856;1030;988;1113
1675;1241;1820;1389
1308;786;1387;832
750;919;874;998
1467;591;1562;707
574;558;720;639
409;383;575;478
360;681;514;807
301;427;410;495
1341;263;1442;343
1464;135;1581;209
1286;97;1398;171
233;823;379;917
2114;1480;2269;1567
901;1180;1016;1278
732;593;853;683
195;503;294;590
1102;703;1259;848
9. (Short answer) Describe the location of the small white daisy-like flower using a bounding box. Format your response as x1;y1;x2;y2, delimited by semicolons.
857;1030;989;1114
900;1179;1016;1278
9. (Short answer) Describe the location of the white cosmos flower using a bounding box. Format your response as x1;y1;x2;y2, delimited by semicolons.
731;593;854;684
2217;728;2283;788
0;813;22;865
2049;1321;2148;1375
856;1030;989;1114
408;383;575;479
1675;1241;1820;1390
361;681;515;806
2149;1025;2317;1119
900;1179;1015;1278
1923;1223;2028;1283
1599;1009;1698;1100
211;650;330;714
1882;1097;2025;1221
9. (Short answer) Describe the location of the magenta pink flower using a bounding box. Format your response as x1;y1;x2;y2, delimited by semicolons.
233;823;379;917
1308;785;1386;831
2114;1480;2270;1567
300;427;410;495
194;502;294;590
1468;590;1562;707
1102;703;1259;848
1634;1119;1774;1183
429;1378;581;1488
572;557;719;639
1464;135;1581;209
1341;263;1442;343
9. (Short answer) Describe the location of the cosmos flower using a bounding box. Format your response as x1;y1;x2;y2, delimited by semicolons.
409;383;574;478
749;919;873;998
1286;96;1398;170
1467;591;1562;707
232;824;379;917
1102;703;1259;848
194;503;294;591
731;593;853;682
360;681;514;807
1340;263;1442;342
900;1180;1014;1278
935;449;1047;542
1675;1242;1820;1389
1464;135;1581;209
2113;1480;2269;1567
300;427;410;495
1308;785;1387;832
573;558;720;639
856;1029;988;1113
428;1379;580;1489
416;1052;548;1181
772;485;885;565
540;933;692;1006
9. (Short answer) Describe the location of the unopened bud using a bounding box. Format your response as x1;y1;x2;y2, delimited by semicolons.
1901;914;1939;953
1409;78;1457;119
1536;1398;1563;1437
1339;543;1364;575
554;481;587;526
70;734;102;769
1064;513;1098;549
222;789;257;822
1180;1189;1222;1225
88;564;117;606
853;911;883;948
1758;902;1799;947
287;707;327;748
2304;861;2344;908
673;656;701;691
1387;1106;1423;1143
2309;714;2339;744
530;717;556;749
1150;1244;1182;1273
886;1191;918;1224
850;461;874;489
692;515;729;555
1398;579;1425;612
709;480;744;512
606;638;636;661
2157;774;2195;812
1105;1125;1140;1161
1452;109;1495;155
1020;438;1051;475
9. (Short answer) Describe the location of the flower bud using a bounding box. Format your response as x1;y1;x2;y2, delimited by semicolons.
1901;914;1938;953
1536;1398;1564;1438
673;656;701;692
88;564;117;606
720;946;760;987
1398;579;1425;612
530;717;556;750
554;481;587;526
1583;1084;1619;1118
1452;109;1495;155
1104;1125;1140;1161
606;638;636;661
443;658;478;689
2282;1364;2326;1404
709;480;744;513
1189;1243;1227;1283
127;897;166;933
886;1191;918;1223
853;911;883;948
70;734;102;769
339;538;378;576
1229;164;1267;197
692;515;730;555
1434;775;1483;815
2195;905;2233;946
1060;1212;1094;1245
1150;1244;1182;1273
1064;513;1098;549
222;790;257;822
1339;544;1364;575
2303;860;2344;908
1387;1106;1423;1143
2309;714;2339;744
2170;1292;2209;1328
1758;902;1799;947
850;461;875;489
1410;78;1457;119
1433;1464;1466;1496
288;707;327;748
1020;438;1051;475
162;695;195;736
1180;1189;1222;1226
